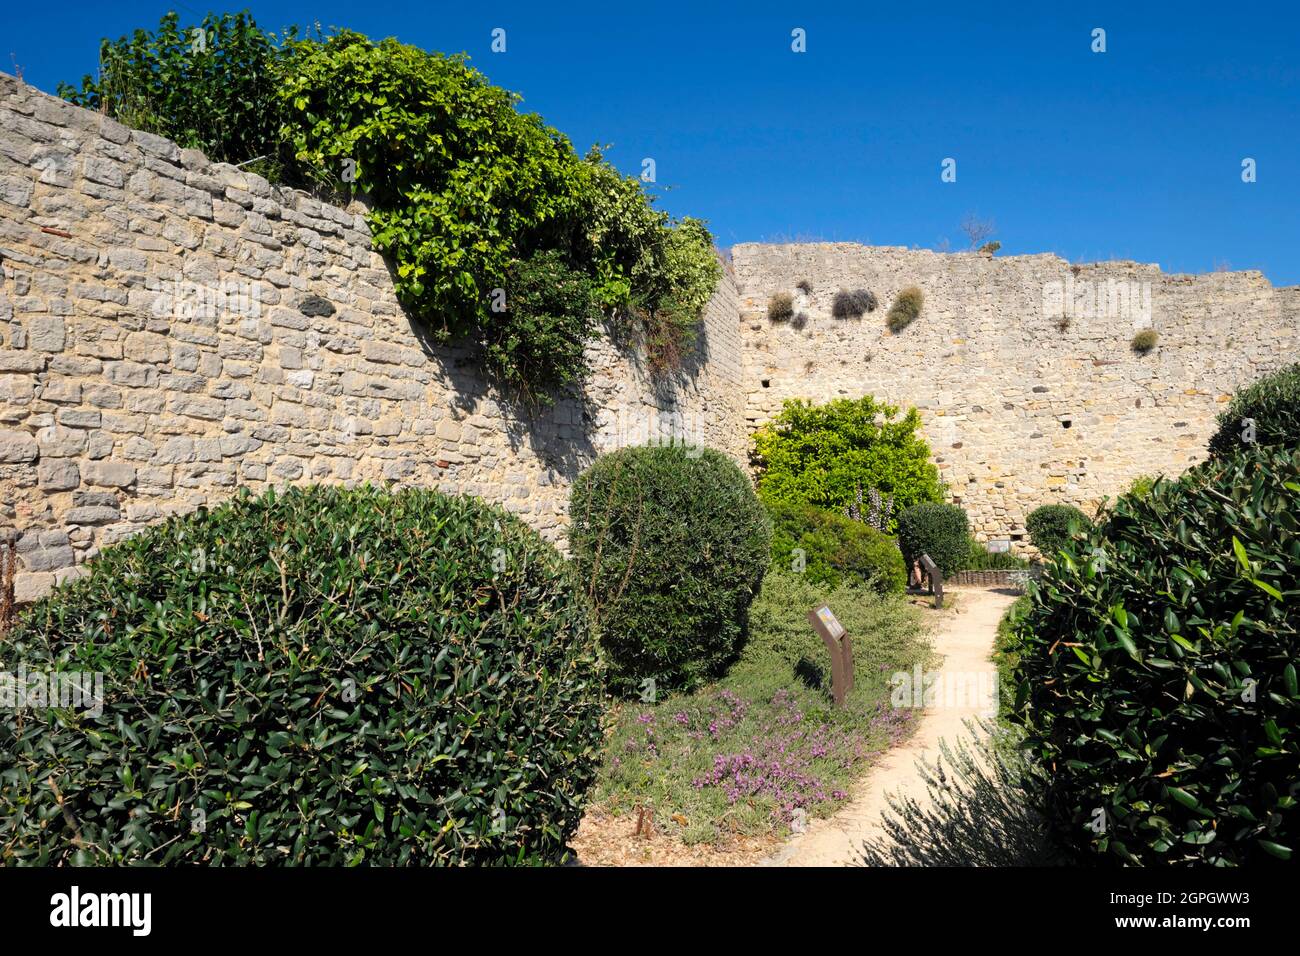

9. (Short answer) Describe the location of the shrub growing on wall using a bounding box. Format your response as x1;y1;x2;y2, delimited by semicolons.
276;30;598;393
1011;446;1299;865
1207;361;1300;460
752;397;942;532
832;289;878;319
1131;329;1158;353
630;218;722;374
0;486;604;865
281;30;720;395
768;501;906;593
57;11;286;170
768;292;795;322
896;503;969;577
1026;503;1093;559
886;286;924;333
568;444;771;696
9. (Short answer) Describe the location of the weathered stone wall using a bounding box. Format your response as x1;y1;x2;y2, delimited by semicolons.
733;242;1299;551
0;74;745;601
5;70;1296;599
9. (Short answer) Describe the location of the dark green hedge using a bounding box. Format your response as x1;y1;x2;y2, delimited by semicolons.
0;486;604;865
568;444;771;696
768;501;905;593
1026;503;1093;559
1012;446;1299;865
896;502;969;578
1207;362;1300;460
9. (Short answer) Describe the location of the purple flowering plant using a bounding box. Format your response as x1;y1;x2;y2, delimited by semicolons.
592;571;930;844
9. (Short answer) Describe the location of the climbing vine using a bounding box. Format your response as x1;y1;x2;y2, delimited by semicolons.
60;13;720;402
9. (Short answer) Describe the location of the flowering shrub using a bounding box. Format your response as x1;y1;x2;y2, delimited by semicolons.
604;684;914;839
688;691;911;826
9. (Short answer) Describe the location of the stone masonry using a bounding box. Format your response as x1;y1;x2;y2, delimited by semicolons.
0;74;745;602
732;242;1300;551
3;71;1298;601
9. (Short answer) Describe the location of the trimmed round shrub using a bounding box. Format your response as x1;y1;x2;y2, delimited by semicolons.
569;444;771;696
886;286;924;332
831;288;878;319
1026;503;1093;558
768;502;906;593
1207;361;1300;460
752;396;943;532
0;486;604;866
896;503;969;577
1012;446;1299;865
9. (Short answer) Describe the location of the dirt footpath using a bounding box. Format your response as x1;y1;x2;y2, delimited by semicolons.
765;587;1019;867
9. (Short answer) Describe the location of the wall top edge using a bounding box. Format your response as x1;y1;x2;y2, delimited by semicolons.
5;71;1286;296
1;71;367;235
727;244;1281;290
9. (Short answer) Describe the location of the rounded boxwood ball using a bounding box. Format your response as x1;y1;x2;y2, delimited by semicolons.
896;502;969;578
568;444;771;696
1026;503;1093;559
0;485;604;865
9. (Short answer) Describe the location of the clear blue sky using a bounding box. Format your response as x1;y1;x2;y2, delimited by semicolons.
7;2;1299;284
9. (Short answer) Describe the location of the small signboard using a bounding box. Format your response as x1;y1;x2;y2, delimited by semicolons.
807;603;854;707
814;604;845;640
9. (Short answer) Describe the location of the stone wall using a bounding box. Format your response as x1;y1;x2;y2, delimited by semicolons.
732;242;1299;551
0;74;745;602
4;70;1296;600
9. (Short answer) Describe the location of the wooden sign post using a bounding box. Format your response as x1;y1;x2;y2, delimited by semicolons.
920;553;944;609
807;603;854;707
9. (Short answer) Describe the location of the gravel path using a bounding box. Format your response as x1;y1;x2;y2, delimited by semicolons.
764;587;1019;867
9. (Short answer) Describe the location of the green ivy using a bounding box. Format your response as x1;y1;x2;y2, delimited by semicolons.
278;31;588;391
483;251;603;400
